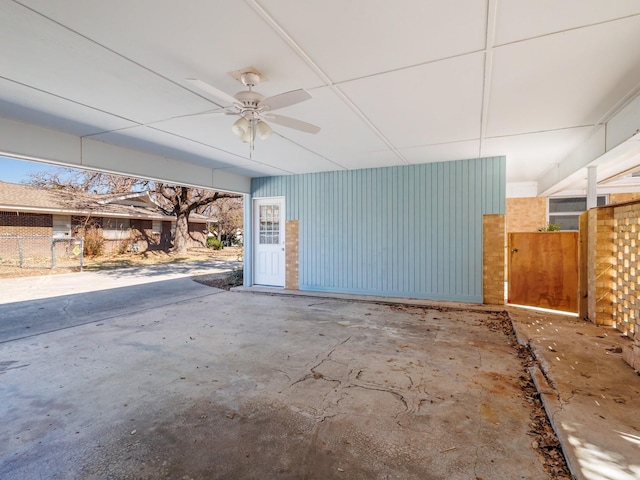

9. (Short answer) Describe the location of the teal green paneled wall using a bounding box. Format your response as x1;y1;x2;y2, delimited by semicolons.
248;157;505;302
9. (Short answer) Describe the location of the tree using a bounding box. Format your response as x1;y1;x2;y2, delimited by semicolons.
210;196;244;246
153;184;238;253
26;169;240;254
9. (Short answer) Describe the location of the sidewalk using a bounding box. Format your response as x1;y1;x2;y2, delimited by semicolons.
508;307;640;480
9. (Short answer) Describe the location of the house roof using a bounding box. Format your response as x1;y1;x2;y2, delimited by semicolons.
1;3;640;197
0;181;208;222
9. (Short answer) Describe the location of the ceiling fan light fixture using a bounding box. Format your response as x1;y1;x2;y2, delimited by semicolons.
231;116;249;138
256;120;272;140
239;128;252;143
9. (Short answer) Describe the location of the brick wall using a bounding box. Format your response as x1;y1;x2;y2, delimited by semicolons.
483;214;505;305
586;207;615;326
0;211;53;237
285;220;299;290
609;193;640;205
506;197;547;233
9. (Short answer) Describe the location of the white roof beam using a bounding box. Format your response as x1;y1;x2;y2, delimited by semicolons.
538;94;640;196
0;116;250;194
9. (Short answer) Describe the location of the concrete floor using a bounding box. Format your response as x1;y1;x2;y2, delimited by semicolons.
1;278;551;479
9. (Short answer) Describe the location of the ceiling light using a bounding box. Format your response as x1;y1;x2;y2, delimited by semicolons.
256;120;272;140
231;117;249;138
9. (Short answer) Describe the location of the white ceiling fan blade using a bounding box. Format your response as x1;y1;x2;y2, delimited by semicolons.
186;78;239;107
260;89;312;111
267;114;321;134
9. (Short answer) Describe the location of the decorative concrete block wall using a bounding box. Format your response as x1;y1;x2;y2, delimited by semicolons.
587;207;616;326
611;201;640;370
582;200;640;370
613;203;640;335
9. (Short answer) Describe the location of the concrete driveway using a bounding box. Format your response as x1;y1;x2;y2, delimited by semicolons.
0;261;240;342
0;267;552;479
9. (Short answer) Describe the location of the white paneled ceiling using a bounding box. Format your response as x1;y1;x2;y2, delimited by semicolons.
1;0;640;194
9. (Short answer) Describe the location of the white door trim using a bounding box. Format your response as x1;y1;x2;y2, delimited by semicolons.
253;197;286;287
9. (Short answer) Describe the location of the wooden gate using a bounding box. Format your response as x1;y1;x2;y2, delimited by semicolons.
508;232;579;313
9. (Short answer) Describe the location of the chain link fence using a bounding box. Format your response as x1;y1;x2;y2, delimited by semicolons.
0;236;84;271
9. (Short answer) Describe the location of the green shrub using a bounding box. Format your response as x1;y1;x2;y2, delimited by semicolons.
206;236;223;250
538;223;561;232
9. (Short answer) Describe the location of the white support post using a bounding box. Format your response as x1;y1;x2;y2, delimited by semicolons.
587;166;598;209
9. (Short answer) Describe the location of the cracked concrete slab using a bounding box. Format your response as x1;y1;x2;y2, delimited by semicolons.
0;286;552;479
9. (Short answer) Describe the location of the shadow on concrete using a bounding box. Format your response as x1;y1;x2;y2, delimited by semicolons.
0;276;223;343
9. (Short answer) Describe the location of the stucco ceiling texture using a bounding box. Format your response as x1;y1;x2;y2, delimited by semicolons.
1;1;640;191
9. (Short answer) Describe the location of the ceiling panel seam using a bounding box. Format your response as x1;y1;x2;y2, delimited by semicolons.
487;124;596;141
493;12;640;49
479;0;498;158
271;132;347;171
325;50;487;88
247;0;410;166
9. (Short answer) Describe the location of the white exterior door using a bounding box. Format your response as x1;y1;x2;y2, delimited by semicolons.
253;198;285;287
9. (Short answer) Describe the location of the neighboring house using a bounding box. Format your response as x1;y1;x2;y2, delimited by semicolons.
0;181;209;253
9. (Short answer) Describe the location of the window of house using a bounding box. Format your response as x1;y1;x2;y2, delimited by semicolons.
103;217;130;239
52;215;71;237
548;196;606;230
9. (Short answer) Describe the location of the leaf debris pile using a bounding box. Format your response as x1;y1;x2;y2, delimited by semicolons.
479;311;573;480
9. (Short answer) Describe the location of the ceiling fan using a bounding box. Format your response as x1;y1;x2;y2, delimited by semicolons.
187;71;320;154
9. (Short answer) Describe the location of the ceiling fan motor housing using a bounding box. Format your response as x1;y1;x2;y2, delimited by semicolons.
234;90;265;109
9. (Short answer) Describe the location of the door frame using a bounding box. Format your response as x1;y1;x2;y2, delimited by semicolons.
252;196;286;287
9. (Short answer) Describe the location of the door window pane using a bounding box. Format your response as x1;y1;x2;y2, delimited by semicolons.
259;204;280;245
